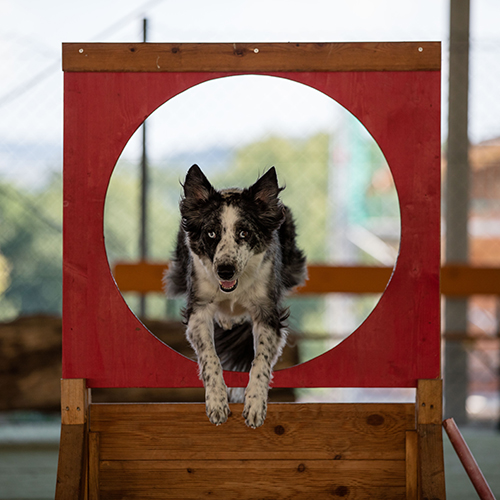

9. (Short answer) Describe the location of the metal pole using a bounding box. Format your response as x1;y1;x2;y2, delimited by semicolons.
444;0;470;424
139;18;148;318
443;419;497;500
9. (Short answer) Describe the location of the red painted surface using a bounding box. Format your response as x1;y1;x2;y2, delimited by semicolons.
63;70;441;388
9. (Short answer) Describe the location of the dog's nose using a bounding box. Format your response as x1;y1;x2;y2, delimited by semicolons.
217;264;236;281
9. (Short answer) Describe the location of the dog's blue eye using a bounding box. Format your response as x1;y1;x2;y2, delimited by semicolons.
239;230;249;239
207;231;216;239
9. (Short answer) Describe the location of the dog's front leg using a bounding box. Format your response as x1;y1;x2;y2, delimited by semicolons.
186;308;230;425
243;320;285;428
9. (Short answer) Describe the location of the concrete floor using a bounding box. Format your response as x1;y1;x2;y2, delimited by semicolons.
0;417;59;500
443;426;500;499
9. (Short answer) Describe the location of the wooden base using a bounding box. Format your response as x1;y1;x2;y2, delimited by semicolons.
56;379;446;499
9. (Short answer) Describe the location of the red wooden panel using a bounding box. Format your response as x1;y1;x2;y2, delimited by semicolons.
63;69;440;389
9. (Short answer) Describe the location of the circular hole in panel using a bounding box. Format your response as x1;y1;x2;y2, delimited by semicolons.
104;75;401;370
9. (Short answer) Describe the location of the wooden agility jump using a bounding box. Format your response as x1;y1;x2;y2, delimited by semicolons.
56;42;445;499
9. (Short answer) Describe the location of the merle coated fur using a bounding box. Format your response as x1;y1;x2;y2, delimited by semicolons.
166;165;306;428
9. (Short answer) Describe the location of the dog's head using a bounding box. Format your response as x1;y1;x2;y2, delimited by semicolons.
180;164;286;293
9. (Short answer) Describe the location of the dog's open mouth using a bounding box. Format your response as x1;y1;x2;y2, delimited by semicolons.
219;279;238;293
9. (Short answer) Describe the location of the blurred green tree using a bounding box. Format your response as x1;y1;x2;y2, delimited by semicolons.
0;178;62;320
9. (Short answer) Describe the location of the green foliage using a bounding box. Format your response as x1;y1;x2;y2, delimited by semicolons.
0;178;62;321
104;159;184;263
0;128;399;341
103;160;141;263
212;133;331;262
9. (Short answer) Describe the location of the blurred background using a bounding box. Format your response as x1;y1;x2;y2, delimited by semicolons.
0;0;499;498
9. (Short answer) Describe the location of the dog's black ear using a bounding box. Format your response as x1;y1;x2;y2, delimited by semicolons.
246;167;285;230
249;167;283;204
183;164;214;202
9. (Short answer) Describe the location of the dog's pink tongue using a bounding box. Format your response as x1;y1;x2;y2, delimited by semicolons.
221;280;236;289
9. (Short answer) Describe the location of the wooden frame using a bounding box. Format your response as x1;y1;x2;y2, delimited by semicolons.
63;42;440;73
58;377;445;499
62;42;441;390
57;42;445;500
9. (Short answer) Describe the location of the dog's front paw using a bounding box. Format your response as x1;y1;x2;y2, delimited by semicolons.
206;401;230;425
243;394;267;428
205;386;230;425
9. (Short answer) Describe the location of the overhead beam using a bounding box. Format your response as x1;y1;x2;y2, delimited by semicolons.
62;42;441;73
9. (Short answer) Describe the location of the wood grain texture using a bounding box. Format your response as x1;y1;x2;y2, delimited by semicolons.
89;432;100;500
61;378;88;425
417;380;446;500
90;403;415;461
55;423;87;500
417;379;443;425
418;424;446;500
405;430;418;500
63;42;441;73
97;460;406;499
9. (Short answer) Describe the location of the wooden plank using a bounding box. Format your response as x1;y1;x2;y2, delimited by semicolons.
89;432;100;500
441;264;500;296
405;430;419;500
112;263;394;294
56;380;89;500
63;42;441;73
302;265;392;294
55;424;87;500
418;424;446;500
417;379;446;500
98;459;406;499
90;403;414;461
113;262;500;296
417;379;443;425
113;262;167;294
61;378;88;425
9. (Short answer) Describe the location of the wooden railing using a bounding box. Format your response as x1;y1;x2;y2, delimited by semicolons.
113;262;500;296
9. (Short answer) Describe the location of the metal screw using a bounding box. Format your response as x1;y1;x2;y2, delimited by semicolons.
253;48;259;54
79;48;84;54
418;47;424;52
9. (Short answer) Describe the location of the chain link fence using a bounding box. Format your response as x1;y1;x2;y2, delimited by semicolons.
0;34;63;320
0;27;499;423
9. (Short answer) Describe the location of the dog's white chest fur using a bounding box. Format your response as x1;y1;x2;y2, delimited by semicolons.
192;248;271;330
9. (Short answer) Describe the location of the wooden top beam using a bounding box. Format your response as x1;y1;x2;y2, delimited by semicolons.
62;42;441;73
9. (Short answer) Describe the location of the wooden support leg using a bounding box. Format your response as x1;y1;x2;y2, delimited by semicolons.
406;430;419;500
55;379;89;500
417;379;446;500
88;432;100;500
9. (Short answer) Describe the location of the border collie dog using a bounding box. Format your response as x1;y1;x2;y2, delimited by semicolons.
166;165;306;428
